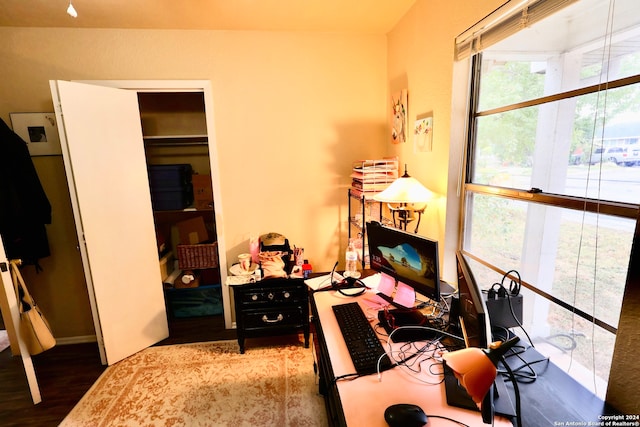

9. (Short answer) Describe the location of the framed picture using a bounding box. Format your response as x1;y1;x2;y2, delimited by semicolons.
391;89;408;144
414;113;433;153
9;112;62;156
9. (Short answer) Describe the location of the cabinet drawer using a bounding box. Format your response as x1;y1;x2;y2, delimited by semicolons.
241;307;306;329
238;287;306;305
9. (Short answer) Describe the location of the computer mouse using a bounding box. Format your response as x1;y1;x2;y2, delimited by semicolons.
384;403;428;427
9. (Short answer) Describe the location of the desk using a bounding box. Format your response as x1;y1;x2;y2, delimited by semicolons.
310;287;611;426
310;289;512;427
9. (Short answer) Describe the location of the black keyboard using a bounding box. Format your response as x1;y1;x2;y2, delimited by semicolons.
332;302;393;375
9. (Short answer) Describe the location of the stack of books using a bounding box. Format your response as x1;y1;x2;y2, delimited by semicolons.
350;158;399;199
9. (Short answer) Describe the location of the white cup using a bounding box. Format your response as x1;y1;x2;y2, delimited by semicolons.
238;253;252;272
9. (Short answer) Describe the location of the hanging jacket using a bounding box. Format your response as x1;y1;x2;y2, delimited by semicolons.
0;118;51;267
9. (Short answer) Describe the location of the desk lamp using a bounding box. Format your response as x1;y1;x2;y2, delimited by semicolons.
373;164;434;233
442;336;521;426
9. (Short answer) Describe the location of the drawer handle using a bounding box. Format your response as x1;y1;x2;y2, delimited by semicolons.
262;314;284;323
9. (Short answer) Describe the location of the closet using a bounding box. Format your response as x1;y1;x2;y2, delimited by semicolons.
50;80;228;366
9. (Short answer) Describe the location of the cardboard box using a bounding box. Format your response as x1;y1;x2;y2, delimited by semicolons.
173;216;209;247
159;251;173;281
171;216;218;269
192;174;213;210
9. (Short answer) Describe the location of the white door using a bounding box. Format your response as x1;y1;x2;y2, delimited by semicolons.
50;80;169;365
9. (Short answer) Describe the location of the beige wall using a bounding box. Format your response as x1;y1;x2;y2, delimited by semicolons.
1;27;389;338
385;0;504;282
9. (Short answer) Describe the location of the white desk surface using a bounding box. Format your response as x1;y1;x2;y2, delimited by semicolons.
313;289;512;427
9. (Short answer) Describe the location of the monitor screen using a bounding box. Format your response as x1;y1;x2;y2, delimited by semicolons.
366;221;440;303
447;251;495;423
455;250;491;349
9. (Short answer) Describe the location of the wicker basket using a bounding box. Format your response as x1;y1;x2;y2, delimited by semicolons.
177;241;219;270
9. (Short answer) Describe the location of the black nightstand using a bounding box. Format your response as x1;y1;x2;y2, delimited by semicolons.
231;277;310;354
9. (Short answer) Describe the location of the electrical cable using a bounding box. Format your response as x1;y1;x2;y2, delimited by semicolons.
570;0;616;397
327;260;366;296
331;373;361;383
423;415;470;427
500;345;550;383
388;325;464;345
500;355;523;427
376;326;464;383
500;269;522;296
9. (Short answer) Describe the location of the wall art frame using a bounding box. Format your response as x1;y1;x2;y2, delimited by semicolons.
391;89;408;144
9;112;62;156
414;112;433;153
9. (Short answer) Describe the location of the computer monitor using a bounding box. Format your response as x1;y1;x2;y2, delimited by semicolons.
445;251;512;423
366;221;440;304
454;250;491;349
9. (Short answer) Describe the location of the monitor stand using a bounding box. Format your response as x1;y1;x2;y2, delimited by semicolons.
443;364;517;418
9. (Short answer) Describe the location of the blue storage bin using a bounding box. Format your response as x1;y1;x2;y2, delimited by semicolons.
150;186;194;210
148;164;193;188
165;283;223;318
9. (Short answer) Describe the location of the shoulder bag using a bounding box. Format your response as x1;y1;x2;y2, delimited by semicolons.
10;260;56;355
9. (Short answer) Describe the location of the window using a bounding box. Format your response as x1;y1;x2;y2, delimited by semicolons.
460;0;640;398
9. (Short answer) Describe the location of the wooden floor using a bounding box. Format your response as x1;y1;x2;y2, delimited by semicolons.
0;315;237;427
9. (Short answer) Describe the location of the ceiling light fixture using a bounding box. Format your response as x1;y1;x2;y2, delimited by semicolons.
67;1;78;18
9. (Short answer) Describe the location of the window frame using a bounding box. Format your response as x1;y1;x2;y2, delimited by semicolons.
461;51;640;337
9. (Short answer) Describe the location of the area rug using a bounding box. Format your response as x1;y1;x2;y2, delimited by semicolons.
60;338;327;427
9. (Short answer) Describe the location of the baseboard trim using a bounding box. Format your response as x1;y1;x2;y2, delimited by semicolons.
55;335;97;345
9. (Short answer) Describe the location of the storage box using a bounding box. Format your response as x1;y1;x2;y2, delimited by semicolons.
164;284;223;318
150;186;194;211
192;174;213;210
177;242;219;269
148;164;193;189
159;251;173;281
148;164;194;211
174;217;209;246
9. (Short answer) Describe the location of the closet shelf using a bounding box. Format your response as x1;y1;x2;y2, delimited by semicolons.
143;134;208;147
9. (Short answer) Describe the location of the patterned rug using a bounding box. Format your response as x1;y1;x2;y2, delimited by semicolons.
60;338;327;426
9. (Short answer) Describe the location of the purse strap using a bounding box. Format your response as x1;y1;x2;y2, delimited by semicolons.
10;260;34;313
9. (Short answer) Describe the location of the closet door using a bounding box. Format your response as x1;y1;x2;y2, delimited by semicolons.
50;80;168;365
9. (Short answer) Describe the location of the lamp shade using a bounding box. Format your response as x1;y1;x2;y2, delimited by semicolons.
373;166;434;204
442;348;497;408
442;337;520;408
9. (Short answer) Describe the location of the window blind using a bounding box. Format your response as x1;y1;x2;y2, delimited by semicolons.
455;0;578;60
